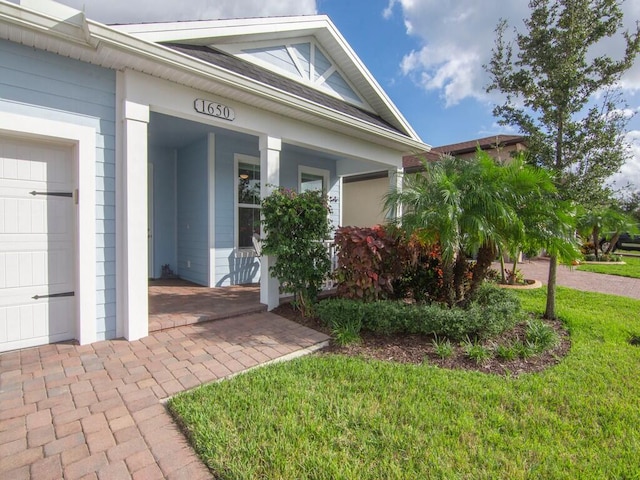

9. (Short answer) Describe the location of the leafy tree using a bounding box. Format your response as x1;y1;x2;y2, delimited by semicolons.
618;190;640;223
499;169;579;284
577;206;637;256
486;0;640;318
261;188;331;316
385;151;570;306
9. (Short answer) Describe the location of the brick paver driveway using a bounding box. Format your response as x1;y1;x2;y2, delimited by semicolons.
515;257;640;299
0;312;329;479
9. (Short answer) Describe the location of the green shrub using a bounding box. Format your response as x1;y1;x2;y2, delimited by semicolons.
526;319;559;353
331;317;362;346
462;337;493;364
495;343;518;361
582;253;621;262
317;285;521;342
261;188;331;316
514;340;536;359
316;299;363;328
360;301;408;334
432;335;454;359
472;282;521;308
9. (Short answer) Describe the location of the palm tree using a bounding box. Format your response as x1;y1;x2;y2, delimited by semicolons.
577;207;636;258
385;151;577;306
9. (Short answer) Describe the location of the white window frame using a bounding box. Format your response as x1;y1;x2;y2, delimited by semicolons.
299;165;330;194
234;154;261;254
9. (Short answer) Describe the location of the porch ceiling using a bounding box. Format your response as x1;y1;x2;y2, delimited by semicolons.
148;112;343;163
149;111;254;149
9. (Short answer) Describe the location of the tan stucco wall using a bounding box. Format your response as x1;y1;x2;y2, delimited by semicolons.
342;176;390;227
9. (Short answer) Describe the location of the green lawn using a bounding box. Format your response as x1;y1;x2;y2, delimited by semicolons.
577;253;640;278
169;287;640;479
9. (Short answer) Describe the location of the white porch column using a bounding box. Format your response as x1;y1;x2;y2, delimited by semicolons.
259;135;281;311
388;167;404;221
207;133;217;287
118;101;149;340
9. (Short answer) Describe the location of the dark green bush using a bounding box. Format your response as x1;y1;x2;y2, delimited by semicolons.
261;188;331;316
360;301;407;334
318;284;522;342
316;298;364;328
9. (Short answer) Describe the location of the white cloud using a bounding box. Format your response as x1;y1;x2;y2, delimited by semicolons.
382;0;397;20
51;0;317;24
609;130;640;192
389;0;640;106
477;122;518;137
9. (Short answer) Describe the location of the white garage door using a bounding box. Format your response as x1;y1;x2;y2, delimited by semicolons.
0;136;76;352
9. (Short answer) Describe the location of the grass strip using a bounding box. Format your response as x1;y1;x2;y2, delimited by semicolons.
577;254;640;278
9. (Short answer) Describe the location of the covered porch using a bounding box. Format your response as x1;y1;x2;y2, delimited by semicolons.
148;280;263;332
117;62;421;343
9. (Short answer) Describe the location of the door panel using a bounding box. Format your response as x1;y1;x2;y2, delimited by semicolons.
0;136;76;351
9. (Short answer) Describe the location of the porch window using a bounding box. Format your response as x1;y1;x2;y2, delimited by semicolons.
299;166;330;194
236;157;261;249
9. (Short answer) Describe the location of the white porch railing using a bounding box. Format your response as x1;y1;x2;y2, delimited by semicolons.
322;240;338;291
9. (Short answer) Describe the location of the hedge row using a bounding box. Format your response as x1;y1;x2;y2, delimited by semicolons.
316;284;522;341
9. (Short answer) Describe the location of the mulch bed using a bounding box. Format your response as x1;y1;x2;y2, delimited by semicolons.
273;302;571;376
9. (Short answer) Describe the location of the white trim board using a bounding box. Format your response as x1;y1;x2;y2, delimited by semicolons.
0;112;97;345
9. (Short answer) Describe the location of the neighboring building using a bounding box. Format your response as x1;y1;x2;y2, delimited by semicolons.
0;0;427;351
342;134;526;227
403;134;526;173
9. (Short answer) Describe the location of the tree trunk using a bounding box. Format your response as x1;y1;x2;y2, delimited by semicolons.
592;227;600;260
544;255;558;319
509;250;519;285
606;232;620;254
442;260;456;307
469;243;496;298
453;253;469;304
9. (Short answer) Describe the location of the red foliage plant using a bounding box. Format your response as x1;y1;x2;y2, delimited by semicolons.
334;225;406;302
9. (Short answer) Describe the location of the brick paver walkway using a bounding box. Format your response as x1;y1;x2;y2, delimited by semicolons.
510;258;640;299
148;282;264;332
0;312;329;479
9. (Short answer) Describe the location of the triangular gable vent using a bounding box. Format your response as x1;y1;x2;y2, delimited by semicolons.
233;41;366;108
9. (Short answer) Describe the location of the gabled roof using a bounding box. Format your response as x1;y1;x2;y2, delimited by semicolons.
166;43;401;134
404;134;526;171
112;15;422;142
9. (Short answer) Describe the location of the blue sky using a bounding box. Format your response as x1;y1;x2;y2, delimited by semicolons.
318;0;502;146
51;0;640;191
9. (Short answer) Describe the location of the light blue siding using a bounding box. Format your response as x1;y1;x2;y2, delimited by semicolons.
214;134;260;286
0;39;117;341
177;138;209;285
149;147;178;278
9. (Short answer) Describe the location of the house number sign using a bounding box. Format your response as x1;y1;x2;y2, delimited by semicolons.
194;98;235;121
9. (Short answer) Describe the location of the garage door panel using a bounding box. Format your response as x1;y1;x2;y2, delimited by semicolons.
0;298;74;349
20;304;34;339
0;309;5;343
0;139;71;183
0;250;72;289
0;194;71;235
1;136;76;352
